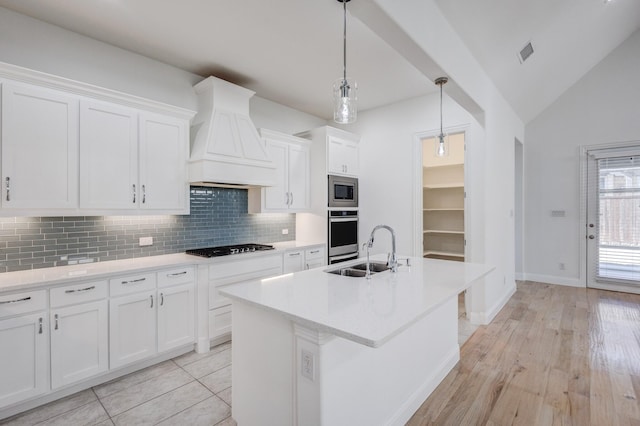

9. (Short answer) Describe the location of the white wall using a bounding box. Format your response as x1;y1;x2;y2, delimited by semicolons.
524;29;640;287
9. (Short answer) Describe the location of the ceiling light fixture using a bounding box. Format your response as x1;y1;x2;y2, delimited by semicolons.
435;77;449;157
333;0;357;124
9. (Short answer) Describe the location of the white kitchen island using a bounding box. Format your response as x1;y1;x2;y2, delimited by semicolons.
220;256;494;426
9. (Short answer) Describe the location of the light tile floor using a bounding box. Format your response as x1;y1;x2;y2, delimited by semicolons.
2;299;477;426
0;342;235;426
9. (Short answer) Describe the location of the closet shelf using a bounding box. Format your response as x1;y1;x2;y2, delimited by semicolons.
423;208;464;212
423;250;465;258
423;182;464;189
423;230;464;235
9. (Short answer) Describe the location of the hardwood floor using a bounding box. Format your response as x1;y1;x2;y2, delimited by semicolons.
407;281;640;426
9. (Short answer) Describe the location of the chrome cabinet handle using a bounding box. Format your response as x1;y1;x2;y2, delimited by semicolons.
0;296;31;305
150;295;154;308
160;293;164;306
142;184;146;204
305;263;310;270
309;250;320;254
65;285;96;294
132;184;136;203
285;192;290;205
167;271;187;277
5;177;9;202
38;318;43;334
121;278;146;285
54;314;59;330
290;192;294;205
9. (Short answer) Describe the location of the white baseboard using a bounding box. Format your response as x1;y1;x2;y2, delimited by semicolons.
469;283;517;325
523;273;584;288
515;272;525;281
387;346;460;426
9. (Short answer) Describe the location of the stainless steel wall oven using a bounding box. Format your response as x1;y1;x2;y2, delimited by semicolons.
328;210;359;264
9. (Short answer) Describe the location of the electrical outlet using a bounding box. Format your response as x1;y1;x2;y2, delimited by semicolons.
301;350;315;381
282;229;289;235
139;237;153;247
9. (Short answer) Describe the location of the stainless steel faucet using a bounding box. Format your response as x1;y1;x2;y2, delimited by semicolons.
365;225;398;279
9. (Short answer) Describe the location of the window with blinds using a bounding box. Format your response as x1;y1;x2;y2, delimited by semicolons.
597;156;640;282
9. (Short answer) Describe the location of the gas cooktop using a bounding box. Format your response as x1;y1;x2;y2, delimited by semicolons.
185;243;275;258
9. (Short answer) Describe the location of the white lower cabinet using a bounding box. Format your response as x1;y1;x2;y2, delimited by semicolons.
109;290;157;369
0;289;49;409
110;267;195;369
305;246;326;270
283;250;304;273
50;300;108;389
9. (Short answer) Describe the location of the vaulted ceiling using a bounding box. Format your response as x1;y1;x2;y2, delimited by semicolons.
0;0;638;123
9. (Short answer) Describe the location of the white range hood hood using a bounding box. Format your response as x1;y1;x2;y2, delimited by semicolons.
189;76;276;187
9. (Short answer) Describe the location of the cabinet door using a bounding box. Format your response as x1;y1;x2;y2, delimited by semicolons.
139;113;188;212
287;143;309;210
79;101;138;209
1;84;79;209
110;291;156;369
0;313;48;408
328;136;358;176
157;284;195;353
50;300;108;389
264;140;289;210
284;250;304;273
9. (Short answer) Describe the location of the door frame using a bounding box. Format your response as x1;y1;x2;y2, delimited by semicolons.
580;140;640;290
412;124;470;259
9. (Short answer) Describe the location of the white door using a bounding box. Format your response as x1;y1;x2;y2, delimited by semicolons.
110;291;157;368
1;84;79;209
586;147;640;293
0;313;48;408
50;300;108;389
157;284;195;353
288;143;309;210
139;113;188;211
264;140;289;210
79;101;138;209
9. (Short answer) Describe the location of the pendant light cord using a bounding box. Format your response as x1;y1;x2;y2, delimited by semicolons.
440;82;443;136
343;0;347;81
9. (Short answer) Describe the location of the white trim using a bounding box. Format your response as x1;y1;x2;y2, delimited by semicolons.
515;272;526;281
469;283;516;325
588;282;640;295
0;61;195;120
523;273;584;288
386;346;460;426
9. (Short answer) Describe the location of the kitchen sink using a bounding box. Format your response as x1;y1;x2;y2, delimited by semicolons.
326;261;390;278
350;261;389;273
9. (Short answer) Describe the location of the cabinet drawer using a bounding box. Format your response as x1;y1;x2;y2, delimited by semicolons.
305;247;325;260
209;254;282;284
209;305;232;339
109;273;156;297
0;290;47;319
50;280;107;308
209;285;231;310
157;266;195;289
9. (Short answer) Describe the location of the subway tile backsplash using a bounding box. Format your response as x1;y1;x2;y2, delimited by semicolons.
0;187;296;273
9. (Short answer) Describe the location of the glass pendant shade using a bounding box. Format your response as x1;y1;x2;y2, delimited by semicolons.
333;77;357;124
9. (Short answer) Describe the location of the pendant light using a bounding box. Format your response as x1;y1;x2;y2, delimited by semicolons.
435;77;449;157
333;0;357;124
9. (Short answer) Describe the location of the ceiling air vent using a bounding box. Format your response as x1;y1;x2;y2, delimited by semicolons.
518;41;534;64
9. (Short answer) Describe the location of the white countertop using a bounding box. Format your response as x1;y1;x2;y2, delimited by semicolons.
0;240;325;294
220;255;494;348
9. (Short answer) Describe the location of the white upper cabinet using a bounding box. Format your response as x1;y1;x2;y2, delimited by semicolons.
248;129;310;213
139;113;189;212
1;83;79;209
0;64;195;216
79;101;138;210
327;135;359;177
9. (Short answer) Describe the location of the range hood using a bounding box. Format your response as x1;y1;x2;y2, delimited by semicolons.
189;76;276;187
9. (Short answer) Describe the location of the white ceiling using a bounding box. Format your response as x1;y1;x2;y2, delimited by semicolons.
435;0;640;123
0;0;638;123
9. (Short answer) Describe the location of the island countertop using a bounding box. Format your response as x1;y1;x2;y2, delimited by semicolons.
220;255;494;347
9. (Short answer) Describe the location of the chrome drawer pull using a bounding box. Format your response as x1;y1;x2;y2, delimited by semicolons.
64;285;96;294
0;296;31;305
289;252;301;257
121;278;146;285
167;271;187;277
309;250;320;254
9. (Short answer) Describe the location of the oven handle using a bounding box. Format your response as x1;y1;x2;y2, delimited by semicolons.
329;217;358;223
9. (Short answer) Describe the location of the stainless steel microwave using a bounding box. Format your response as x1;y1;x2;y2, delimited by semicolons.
328;175;358;208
